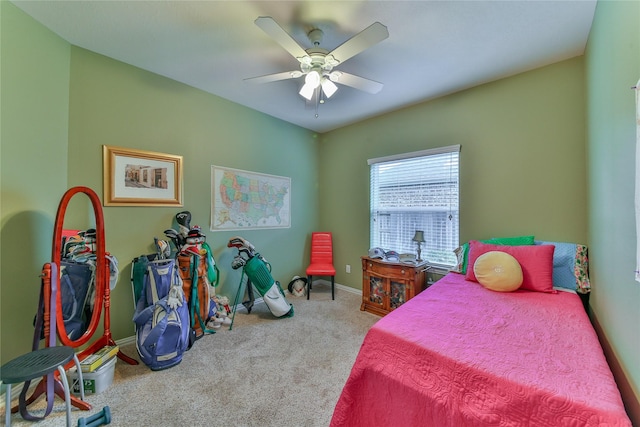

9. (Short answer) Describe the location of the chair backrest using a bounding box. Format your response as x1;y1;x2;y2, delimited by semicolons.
310;232;333;264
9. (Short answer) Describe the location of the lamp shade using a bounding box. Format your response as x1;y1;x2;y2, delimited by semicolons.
299;70;322;100
299;83;315;100
412;230;425;243
321;78;338;98
305;70;320;88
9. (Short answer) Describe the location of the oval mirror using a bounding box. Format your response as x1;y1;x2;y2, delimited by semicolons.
52;187;105;347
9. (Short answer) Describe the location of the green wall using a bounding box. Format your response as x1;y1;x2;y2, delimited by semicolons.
0;3;318;364
1;1;70;363
66;47;318;342
319;57;588;289
585;0;640;416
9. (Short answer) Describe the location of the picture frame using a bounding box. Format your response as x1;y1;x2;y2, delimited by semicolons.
102;145;183;206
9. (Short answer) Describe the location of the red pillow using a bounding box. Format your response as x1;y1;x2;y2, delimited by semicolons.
466;240;555;293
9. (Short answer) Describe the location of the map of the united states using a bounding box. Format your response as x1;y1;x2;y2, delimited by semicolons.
211;167;290;230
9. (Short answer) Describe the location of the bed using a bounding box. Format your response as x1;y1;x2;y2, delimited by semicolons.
331;240;631;427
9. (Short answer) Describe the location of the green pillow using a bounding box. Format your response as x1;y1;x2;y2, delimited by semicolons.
455;235;535;274
486;235;536;246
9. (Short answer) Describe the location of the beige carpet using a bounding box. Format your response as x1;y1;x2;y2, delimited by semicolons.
4;284;379;426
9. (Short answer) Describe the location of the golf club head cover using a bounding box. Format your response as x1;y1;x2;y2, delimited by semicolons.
176;211;191;237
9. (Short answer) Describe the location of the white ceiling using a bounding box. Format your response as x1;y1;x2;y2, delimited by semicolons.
12;0;597;133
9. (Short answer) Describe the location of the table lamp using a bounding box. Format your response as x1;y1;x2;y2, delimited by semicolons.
412;230;425;262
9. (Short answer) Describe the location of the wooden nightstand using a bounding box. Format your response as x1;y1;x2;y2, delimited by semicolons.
360;256;430;316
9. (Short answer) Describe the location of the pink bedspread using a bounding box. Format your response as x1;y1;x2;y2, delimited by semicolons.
331;273;631;427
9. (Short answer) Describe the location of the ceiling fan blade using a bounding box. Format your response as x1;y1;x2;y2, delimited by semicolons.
255;16;309;62
328;22;389;64
330;72;383;94
244;71;301;84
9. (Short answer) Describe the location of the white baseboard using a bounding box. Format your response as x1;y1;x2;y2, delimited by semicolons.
307;279;362;295
116;335;136;347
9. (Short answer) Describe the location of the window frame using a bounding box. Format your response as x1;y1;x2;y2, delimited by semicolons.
368;145;460;267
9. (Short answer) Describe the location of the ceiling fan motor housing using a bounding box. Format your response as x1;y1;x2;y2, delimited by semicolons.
300;49;338;76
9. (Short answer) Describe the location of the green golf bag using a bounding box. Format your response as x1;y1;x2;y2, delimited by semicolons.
242;256;293;318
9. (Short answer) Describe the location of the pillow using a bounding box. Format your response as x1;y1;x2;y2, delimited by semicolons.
451;235;535;274
451;244;468;273
535;241;590;293
473;251;523;292
466;240;555;293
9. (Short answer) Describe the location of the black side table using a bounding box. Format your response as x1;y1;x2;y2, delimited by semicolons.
1;346;84;427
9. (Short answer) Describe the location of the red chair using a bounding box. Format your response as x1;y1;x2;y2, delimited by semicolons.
306;232;336;300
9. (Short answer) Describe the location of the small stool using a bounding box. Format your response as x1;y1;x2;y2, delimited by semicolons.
1;346;84;427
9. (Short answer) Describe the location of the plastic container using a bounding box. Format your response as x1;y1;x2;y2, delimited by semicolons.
67;356;116;395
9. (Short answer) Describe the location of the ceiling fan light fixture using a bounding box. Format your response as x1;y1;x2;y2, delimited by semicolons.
299;82;316;100
321;78;338;98
299;70;321;100
305;70;321;88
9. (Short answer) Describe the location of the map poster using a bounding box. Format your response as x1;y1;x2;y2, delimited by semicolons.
211;166;291;231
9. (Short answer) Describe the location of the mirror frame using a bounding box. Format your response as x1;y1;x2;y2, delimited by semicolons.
52;186;106;347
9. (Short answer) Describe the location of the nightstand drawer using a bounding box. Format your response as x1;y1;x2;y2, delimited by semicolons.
365;261;413;278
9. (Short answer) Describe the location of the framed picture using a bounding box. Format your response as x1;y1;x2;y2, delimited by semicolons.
102;145;183;206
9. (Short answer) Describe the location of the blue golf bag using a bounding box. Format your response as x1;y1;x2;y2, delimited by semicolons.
133;258;190;370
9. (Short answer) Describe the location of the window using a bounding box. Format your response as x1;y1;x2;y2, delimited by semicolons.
369;145;460;267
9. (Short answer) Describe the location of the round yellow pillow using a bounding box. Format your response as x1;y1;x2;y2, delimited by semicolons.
473;251;523;292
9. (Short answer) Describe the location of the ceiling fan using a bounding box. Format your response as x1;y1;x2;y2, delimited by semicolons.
245;16;389;103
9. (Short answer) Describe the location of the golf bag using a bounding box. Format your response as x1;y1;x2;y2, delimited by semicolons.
164;212;220;337
58;228;104;341
176;252;214;339
133;258;190;370
60;260;95;340
228;236;293;318
131;254;157;312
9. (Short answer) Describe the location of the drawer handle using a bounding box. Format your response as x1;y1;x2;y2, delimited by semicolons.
401;270;405;274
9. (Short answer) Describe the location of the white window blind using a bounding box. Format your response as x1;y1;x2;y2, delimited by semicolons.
369;145;460;266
